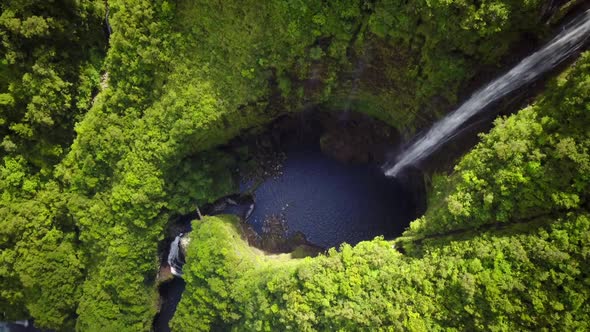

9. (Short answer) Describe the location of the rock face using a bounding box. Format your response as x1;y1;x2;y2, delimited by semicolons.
260;214;295;253
243;214;323;255
156;264;174;284
395;166;428;218
206;194;256;220
233;110;401;173
318;112;400;164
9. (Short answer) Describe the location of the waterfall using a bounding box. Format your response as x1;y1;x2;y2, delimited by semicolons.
105;1;112;37
245;203;255;220
168;233;185;277
384;10;590;177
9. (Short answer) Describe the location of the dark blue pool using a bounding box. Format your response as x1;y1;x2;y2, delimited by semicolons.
241;143;414;249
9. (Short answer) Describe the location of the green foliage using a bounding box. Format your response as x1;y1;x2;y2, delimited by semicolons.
170;215;256;330
0;177;84;330
174;0;367;106
361;0;544;132
0;0;586;330
174;213;590;331
0;0;106;171
0;1;105;330
406;51;590;238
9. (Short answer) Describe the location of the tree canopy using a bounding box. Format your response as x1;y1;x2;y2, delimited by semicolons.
0;0;587;331
174;51;590;331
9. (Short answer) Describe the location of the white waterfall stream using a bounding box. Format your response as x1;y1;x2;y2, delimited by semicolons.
384;10;590;177
167;234;184;277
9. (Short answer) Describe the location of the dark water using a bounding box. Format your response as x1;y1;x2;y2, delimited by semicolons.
154;141;415;331
0;321;45;332
153;278;186;332
241;143;415;249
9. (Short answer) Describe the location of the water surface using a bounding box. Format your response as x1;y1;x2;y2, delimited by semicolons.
242;143;414;248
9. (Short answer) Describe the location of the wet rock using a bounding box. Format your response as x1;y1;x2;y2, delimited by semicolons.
179;236;190;255
260;214;290;252
243;214;324;254
290;243;324;258
156;264;174;285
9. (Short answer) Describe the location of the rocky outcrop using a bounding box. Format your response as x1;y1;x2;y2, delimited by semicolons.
396;166;427;218
243;214;323;255
319;118;399;164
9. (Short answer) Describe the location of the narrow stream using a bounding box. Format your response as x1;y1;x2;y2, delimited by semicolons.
153;278;186;332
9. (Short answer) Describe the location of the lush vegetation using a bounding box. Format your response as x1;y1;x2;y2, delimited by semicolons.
174;52;590;331
0;0;106;329
0;0;587;331
404;52;590;239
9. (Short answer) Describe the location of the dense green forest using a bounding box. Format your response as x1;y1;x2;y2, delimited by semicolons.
0;0;588;331
173;52;590;331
